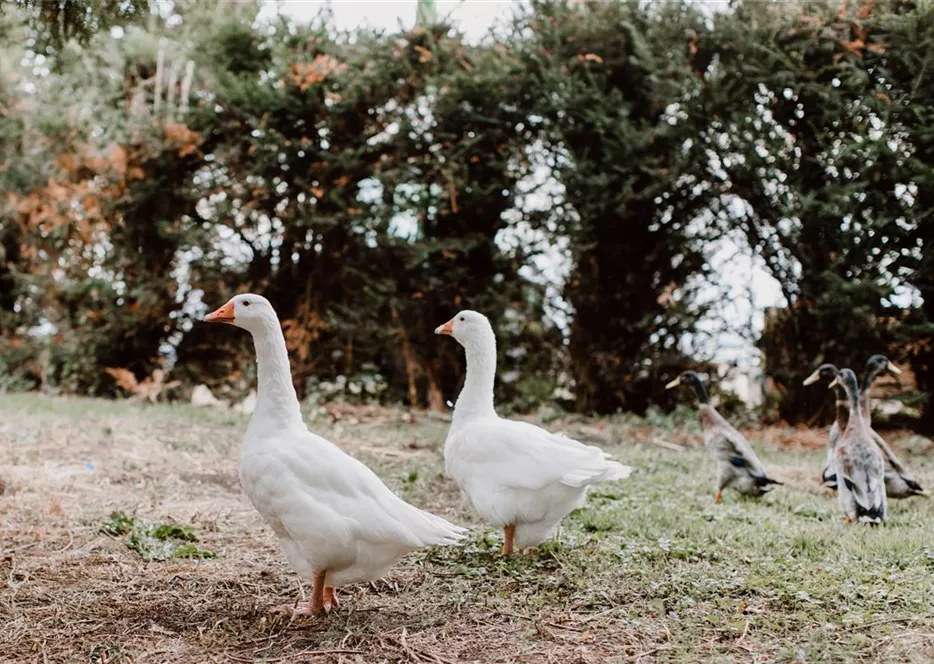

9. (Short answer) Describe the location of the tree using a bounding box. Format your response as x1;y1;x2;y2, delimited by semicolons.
702;0;920;423
869;0;934;431
4;0;152;55
379;23;561;410
512;0;715;414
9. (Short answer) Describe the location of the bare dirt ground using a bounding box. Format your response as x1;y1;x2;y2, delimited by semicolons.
1;394;933;663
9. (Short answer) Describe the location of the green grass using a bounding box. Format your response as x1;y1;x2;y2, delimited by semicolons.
1;393;933;662
407;436;934;662
101;511;215;560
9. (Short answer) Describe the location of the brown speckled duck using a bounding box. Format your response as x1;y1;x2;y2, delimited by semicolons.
666;371;781;503
803;356;923;498
829;368;886;525
802;363;848;488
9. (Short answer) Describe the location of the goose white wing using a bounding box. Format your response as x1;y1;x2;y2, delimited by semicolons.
243;431;466;552
445;418;631;491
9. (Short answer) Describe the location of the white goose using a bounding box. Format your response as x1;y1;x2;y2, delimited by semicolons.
435;310;631;554
205;294;466;615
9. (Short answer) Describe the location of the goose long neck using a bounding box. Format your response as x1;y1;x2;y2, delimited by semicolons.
452;331;497;428
250;318;303;429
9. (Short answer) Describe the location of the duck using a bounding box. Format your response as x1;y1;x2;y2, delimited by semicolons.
802;363;850;490
204;294;466;615
859;355;902;427
803;357;923;498
435;310;631;554
666;371;781;503
828;368;886;525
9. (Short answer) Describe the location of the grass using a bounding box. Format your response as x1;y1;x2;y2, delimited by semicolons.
1;394;933;662
101;511;215;561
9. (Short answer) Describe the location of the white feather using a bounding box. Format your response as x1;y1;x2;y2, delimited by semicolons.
439;310;631;550
223;294;466;590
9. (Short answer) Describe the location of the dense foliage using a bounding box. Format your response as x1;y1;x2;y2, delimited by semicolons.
4;0;152;54
696;0;934;425
512;1;714;414
1;0;933;429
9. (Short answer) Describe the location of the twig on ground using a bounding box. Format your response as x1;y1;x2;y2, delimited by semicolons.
227;648;364;663
631;646;670;662
736;619;750;644
650;437;685;452
841;617;915;634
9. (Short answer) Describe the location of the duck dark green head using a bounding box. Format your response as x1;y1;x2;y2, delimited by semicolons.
665;371;709;404
861;355;901;393
802;363;838;386
829;368;860;407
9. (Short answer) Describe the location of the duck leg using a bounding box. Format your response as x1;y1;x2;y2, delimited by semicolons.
323;585;340;613
503;524;515;555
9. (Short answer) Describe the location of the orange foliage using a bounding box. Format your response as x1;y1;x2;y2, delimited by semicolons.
576;53;604;64
281;318;315;361
163;122;203;158
108;144;128;176
414;46;433;63
104;367;179;402
104;367;140;392
288;55;347;92
844;36;865;52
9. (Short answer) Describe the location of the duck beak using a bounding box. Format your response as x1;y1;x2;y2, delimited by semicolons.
828;376;840;389
434;319;454;336
887;361;902;375
665;377;681;390
204;300;235;324
802;369;822;386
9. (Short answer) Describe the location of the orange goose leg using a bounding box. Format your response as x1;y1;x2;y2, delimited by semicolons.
503;524;516;555
270;569;328;616
309;569;327;614
714;490;722;504
323;585;339;612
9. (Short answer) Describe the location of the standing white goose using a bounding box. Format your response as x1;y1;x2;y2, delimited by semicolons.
435;310;631;554
204;294;466;615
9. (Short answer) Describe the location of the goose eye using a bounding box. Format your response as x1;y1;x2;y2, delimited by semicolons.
243;300;251;307
459;316;465;322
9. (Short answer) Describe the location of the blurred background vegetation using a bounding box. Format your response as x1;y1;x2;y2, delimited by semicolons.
1;0;933;431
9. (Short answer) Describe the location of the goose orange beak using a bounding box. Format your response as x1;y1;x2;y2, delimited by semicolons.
434;319;454;336
204;301;235;324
